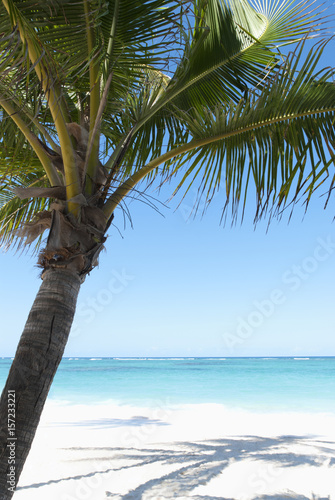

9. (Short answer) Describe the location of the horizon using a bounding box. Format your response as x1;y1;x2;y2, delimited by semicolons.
2;355;335;359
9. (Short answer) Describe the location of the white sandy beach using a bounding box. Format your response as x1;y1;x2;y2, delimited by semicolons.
14;402;335;500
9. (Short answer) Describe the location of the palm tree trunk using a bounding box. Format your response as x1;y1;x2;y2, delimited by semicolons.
0;267;81;499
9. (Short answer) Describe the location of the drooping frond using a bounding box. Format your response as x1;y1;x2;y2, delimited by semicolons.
161;40;335;221
101;0;330;192
103;39;335;221
0;174;50;251
123;0;328;139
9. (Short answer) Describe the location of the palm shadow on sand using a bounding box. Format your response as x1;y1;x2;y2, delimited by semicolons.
16;419;335;499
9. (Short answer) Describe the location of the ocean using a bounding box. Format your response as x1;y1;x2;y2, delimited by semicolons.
1;357;335;413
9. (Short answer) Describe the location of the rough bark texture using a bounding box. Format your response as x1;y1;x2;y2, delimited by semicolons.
0;268;81;499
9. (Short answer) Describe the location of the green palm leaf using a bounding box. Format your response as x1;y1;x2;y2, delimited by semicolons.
0;174;49;250
125;0;327;137
103;0;328;185
104;38;335;221
156;40;335;220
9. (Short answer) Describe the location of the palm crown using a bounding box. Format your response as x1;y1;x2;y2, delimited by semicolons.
0;0;334;265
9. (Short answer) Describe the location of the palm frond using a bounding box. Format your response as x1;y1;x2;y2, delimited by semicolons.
126;0;328;139
110;39;335;222
0;174;50;250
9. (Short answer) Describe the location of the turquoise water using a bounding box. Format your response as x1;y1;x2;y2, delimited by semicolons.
1;357;335;412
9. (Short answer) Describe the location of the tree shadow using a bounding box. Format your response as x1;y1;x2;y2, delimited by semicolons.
17;432;335;499
102;436;334;500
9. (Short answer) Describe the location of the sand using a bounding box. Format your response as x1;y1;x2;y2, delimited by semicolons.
13;402;335;500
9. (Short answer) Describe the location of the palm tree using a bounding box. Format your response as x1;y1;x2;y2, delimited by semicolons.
0;0;334;496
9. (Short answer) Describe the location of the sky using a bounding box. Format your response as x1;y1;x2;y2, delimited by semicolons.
1;179;335;358
1;2;335;358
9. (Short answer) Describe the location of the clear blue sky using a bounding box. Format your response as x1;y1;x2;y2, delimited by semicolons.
1;4;335;358
1;181;335;358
